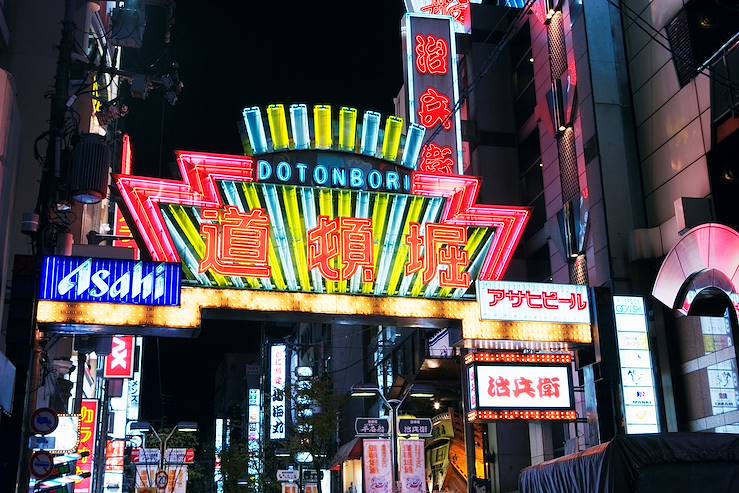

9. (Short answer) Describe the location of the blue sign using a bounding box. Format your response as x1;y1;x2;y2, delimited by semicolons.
40;256;181;306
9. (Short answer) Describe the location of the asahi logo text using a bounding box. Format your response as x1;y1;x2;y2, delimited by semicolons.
57;259;167;301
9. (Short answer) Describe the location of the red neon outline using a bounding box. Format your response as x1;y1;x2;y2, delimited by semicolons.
114;151;255;262
411;172;530;281
115;152;529;281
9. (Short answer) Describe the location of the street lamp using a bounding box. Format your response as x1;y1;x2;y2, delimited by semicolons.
129;421;199;473
350;383;434;493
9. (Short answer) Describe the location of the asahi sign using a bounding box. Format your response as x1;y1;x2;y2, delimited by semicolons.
40;256;181;306
477;280;590;324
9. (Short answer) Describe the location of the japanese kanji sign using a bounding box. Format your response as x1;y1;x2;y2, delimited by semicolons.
404;0;472;34
470;364;574;411
363;439;392;493
477;280;591;324
403;14;463;174
270;344;287;440
76;399;98;493
399;439;427;493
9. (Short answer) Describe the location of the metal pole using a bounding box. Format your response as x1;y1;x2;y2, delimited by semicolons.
388;401;398;493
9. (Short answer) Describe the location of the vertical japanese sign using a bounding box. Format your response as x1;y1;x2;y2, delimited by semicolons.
399;439;427;493
248;388;261;474
104;335;136;379
105;439;125;472
404;1;472;33
363;439;392;493
403;13;463;174
613;296;659;434
270;344;287;440
77;398;99;493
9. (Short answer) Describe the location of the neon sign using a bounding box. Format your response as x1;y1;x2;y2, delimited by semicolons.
404;0;472;34
114;106;529;300
403;14;463;174
466;354;576;422
39;256;181;306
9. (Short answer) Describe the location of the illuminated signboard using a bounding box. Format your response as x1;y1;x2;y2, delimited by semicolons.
39;256;181;306
270;345;286;440
115;107;530;301
613;296;659;434
403;14;463;174
404;0;472;34
466;354;576;421
77;399;99;493
104;336;136;379
477;280;591;324
248;388;261;474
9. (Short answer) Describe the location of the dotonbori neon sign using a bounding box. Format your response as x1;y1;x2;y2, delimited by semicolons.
115;104;530;300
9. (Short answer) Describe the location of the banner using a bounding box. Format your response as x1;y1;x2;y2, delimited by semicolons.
399;439;427;493
363;439;392;493
136;465;188;493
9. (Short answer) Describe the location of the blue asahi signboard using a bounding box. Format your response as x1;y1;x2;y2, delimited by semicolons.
40;256;181;306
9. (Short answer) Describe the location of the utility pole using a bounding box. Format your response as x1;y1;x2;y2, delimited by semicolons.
16;3;78;491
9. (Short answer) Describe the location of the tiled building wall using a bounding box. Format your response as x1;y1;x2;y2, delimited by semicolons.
623;0;712;230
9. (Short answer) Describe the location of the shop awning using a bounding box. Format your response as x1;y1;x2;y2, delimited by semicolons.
330;437;363;469
519;433;739;493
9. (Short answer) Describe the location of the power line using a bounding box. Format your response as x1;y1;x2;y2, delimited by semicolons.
607;0;739;93
423;0;537;147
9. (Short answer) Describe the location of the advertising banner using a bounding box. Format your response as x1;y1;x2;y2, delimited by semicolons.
477;280;590;324
403;13;463;174
105;439;125;472
399;439;427;493
76;399;99;493
136;466;188;493
613;296;659;434
104;335;136;378
363;439;392;493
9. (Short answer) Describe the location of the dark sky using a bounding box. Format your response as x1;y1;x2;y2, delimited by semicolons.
136;1;407;425
127;0;407;177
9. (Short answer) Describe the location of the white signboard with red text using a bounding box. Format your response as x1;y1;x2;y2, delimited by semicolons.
104;336;136;379
473;365;572;410
477;280;591;324
270;344;287;440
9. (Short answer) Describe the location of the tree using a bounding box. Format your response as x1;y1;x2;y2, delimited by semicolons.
285;372;345;493
219;443;250;492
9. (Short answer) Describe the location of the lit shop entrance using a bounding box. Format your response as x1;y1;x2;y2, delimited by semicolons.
35;105;594;492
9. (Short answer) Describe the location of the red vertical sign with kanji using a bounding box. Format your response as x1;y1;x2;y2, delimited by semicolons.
403;13;462;174
77;399;99;492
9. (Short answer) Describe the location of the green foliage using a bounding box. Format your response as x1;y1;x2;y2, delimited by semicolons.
219;444;250;492
286;372;346;492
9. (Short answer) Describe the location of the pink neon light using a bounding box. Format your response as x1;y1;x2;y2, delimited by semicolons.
116;151;529;281
411;172;530;281
121;134;132;175
114;151;255;262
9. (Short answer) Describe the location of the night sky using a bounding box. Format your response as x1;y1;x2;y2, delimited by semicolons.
134;1;407;424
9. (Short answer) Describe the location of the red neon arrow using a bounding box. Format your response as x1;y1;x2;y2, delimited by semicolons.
411;172;530;281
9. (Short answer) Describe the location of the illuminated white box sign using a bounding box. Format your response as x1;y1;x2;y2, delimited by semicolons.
270;345;287;440
471;364;573;410
613;296;659;434
477;280;591;324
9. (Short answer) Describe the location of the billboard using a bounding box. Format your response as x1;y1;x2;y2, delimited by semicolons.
39;256;181;306
466;354;576;421
477;280;591;324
